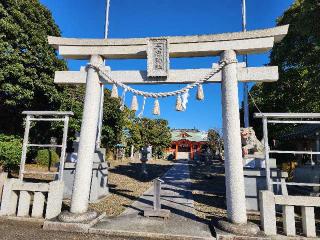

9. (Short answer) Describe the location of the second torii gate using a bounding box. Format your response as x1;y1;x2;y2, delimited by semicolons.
48;25;288;231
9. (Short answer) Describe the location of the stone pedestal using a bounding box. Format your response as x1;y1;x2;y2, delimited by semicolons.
56;149;109;203
244;155;277;169
216;221;260;237
43;212;106;233
244;168;288;211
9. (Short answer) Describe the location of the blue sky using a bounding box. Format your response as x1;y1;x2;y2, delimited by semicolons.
40;0;294;131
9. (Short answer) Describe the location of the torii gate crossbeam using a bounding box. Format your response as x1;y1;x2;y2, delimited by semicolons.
48;25;288;59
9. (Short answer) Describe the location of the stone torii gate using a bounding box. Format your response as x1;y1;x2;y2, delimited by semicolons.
48;25;288;230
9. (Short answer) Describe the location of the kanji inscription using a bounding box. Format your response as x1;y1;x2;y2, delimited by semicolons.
147;38;169;78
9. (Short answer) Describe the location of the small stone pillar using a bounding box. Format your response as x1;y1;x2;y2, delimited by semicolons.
0;172;8;200
32;192;46;218
144;178;170;219
301;206;316;237
130;145;134;159
153;178;162;211
70;55;104;214
17;191;31;217
316;134;320;163
175;144;178;160
220;50;247;224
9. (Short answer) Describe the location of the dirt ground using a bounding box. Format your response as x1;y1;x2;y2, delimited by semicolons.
189;159;229;224
15;158;173;216
89;157;173;216
4;158;320;239
189;159;320;236
0;158;173;240
0;219;120;240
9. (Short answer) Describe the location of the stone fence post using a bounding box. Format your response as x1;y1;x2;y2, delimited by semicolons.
0;172;8;201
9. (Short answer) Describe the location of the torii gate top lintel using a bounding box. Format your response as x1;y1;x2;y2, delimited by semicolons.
48;25;288;60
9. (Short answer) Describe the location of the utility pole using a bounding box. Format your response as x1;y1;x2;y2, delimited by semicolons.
242;0;250;128
96;0;111;148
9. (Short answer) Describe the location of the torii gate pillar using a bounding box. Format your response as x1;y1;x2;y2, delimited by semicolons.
70;55;103;214
221;50;247;224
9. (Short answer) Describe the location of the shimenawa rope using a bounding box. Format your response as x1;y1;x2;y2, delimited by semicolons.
87;58;238;99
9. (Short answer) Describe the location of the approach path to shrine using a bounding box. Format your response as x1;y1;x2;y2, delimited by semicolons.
90;160;214;239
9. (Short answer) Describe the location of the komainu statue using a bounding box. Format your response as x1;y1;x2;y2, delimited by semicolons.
240;127;264;156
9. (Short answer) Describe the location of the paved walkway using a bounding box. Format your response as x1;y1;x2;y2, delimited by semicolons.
91;160;214;239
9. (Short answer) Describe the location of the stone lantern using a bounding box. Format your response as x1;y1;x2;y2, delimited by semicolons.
140;145;152;177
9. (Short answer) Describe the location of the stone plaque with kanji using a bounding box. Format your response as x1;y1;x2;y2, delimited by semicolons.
147;38;169;78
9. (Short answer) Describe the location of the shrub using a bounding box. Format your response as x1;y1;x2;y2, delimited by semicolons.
35;149;60;167
0;134;22;172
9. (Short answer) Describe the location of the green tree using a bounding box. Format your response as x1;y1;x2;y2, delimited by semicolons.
247;0;320;138
0;0;66;135
35;149;59;169
60;86;134;151
0;134;22;172
127;118;171;158
207;129;223;156
101;90;134;150
0;0;141;161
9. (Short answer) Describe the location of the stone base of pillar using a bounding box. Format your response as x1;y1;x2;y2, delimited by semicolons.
143;209;171;219
43;211;105;233
58;210;98;223
216;220;260;237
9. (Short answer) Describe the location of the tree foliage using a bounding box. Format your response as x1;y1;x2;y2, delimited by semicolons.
126;118;171;157
0;0;132;152
207;129;223;155
0;0;66;135
247;0;320;138
0;0;171;158
35;149;59;168
0;134;22;172
101;90;133;150
59;86;133;151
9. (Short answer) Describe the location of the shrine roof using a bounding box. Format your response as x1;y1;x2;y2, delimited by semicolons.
171;129;208;142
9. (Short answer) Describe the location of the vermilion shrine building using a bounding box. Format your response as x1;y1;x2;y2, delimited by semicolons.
168;129;208;160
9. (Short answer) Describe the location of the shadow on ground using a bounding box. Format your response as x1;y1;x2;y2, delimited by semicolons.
109;162;172;182
187;159;229;235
